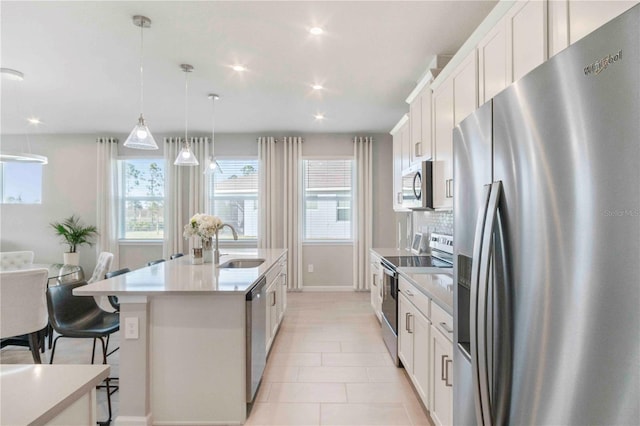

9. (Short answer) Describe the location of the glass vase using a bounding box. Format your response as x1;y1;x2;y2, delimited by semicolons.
202;238;213;263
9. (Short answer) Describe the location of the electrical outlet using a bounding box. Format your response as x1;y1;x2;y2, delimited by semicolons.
308;264;314;273
125;317;139;340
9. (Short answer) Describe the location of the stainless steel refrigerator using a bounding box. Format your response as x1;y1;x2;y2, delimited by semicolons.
453;5;639;425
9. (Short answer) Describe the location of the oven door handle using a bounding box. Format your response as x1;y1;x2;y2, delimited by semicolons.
382;266;395;278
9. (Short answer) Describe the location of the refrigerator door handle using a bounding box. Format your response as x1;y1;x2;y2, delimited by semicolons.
470;184;491;426
476;181;503;426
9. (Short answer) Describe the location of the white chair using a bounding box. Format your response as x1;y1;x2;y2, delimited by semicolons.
88;252;114;312
0;268;49;363
0;251;35;270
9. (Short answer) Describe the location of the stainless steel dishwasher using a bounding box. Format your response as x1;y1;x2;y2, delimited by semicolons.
245;276;267;402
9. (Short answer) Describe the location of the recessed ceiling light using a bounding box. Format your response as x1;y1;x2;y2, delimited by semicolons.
314;114;325;120
27;117;42;125
309;27;324;35
1;68;24;81
232;65;247;72
312;84;323;90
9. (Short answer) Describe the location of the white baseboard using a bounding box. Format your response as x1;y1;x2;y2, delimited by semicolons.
114;414;152;426
302;286;354;292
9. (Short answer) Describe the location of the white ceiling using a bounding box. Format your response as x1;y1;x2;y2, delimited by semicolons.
1;1;497;136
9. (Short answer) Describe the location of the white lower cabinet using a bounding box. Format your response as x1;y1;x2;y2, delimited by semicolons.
370;252;383;321
398;277;431;411
399;275;454;424
266;255;288;353
431;305;453;425
266;279;278;351
430;316;454;426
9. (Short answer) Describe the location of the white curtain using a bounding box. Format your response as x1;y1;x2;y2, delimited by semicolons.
353;136;373;290
258;137;279;249
163;137;209;259
96;137;120;268
283;136;302;290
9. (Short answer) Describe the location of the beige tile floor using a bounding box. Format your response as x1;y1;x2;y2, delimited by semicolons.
246;291;434;426
0;291;433;426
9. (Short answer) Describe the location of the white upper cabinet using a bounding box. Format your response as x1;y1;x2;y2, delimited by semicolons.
432;76;454;210
401;118;412;173
453;51;478;127
409;85;433;164
391;115;410;212
549;0;637;57
506;0;548;82
569;0;638;45
478;19;508;104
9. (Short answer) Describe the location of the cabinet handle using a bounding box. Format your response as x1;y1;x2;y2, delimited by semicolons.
415;142;421;157
408;314;413;334
445;179;454;198
445;359;453;387
405;312;411;332
397;192;403;204
441;355;448;381
271;291;276;306
439;321;453;335
405;289;414;297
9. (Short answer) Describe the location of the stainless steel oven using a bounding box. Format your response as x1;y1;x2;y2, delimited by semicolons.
380;234;454;367
380;258;399;366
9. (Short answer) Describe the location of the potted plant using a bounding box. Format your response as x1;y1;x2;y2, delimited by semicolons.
50;215;99;265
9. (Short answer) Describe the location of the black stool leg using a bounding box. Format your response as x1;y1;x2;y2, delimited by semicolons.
49;335;63;364
96;336;112;426
28;332;42;364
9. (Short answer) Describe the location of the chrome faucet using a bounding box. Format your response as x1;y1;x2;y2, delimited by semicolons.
214;223;238;264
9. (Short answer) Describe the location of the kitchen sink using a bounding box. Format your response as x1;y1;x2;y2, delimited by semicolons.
219;259;265;269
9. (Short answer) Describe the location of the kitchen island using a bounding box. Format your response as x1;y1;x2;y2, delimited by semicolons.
75;248;287;426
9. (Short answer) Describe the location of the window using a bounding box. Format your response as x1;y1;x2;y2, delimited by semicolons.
0;162;43;204
118;159;165;240
303;159;353;241
208;159;259;241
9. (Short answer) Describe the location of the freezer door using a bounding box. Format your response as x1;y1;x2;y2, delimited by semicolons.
493;6;639;424
453;100;493;426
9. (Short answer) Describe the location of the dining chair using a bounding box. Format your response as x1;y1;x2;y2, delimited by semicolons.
170;253;184;259
0;251;35;270
104;268;131;312
87;252;114;312
0;268;49;363
46;280;119;424
147;259;165;266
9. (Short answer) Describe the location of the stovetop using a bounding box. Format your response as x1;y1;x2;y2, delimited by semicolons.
382;255;452;269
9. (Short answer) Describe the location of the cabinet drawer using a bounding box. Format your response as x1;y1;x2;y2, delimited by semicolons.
398;276;430;319
431;302;454;342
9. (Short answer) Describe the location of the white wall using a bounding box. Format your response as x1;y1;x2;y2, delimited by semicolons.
0;134;99;273
1;132;395;288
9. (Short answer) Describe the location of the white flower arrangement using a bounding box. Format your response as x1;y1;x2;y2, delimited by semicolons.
183;213;224;240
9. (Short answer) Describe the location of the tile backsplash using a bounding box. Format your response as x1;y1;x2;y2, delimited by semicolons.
413;210;453;237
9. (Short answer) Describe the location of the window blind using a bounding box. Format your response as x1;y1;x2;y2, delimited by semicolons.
303;159;353;240
208;159;259;240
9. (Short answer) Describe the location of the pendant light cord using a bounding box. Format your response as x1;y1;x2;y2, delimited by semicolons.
184;70;189;148
211;97;215;154
139;23;144;116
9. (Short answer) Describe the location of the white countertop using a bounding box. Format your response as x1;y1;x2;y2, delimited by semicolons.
371;247;414;257
0;364;109;425
75;248;287;296
399;270;454;315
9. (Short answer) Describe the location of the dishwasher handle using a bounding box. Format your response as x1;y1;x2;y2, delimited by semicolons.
246;276;267;301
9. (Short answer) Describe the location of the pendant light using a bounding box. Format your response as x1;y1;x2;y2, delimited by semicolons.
123;15;158;150
204;94;222;174
174;64;198;166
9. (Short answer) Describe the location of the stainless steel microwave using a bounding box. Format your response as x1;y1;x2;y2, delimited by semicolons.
401;161;433;209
